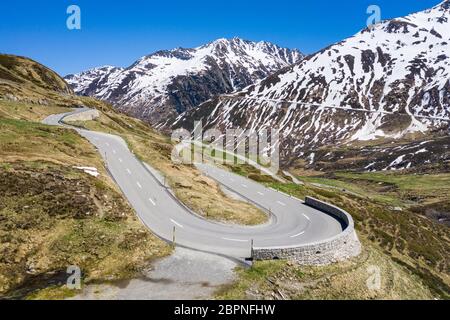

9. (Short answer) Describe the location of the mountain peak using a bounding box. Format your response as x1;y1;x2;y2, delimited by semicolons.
65;38;304;125
437;0;450;9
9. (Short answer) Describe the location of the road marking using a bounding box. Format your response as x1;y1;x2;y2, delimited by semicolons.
257;192;264;196
126;168;131;175
170;219;184;228
229;178;234;182
136;182;142;189
241;184;248;188
106;142;110;147
290;231;305;238
277;201;286;206
222;237;249;242
149;198;156;206
118;158;123;163
112;150;117;154
303;214;311;221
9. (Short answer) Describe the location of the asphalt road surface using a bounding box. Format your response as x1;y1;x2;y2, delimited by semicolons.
43;109;344;259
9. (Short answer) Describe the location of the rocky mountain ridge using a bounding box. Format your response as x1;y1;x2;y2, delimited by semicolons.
65;38;304;125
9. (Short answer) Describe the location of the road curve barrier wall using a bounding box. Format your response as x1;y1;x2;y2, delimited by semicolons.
63;109;100;122
252;197;361;265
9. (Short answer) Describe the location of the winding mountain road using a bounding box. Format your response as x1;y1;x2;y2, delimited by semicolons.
43;108;344;259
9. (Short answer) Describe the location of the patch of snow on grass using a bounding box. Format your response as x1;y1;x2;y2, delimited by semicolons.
74;166;100;177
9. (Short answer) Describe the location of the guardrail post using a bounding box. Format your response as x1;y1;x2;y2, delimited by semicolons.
172;226;176;248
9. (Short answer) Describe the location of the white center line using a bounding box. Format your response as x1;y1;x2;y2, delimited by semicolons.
290;231;305;238
149;198;156;206
229;178;234;182
222;237;249;243
106;142;110;147
126;168;131;175
136;182;142;189
118;158;123;163
241;184;248;188
303;213;311;221
170;219;184;228
112;150;117;154
257;192;264;196
277;201;286;206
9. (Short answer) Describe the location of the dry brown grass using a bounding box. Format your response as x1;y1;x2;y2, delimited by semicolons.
0;101;72;122
0;116;118;192
217;239;435;300
0;162;171;298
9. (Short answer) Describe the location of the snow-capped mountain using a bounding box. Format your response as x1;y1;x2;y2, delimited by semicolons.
65;38;303;125
174;1;450;169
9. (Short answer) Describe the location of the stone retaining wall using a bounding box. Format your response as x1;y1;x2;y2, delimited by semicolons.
252;197;361;265
64;109;100;122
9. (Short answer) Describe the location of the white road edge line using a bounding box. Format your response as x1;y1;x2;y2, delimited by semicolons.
222;237;249;242
290;231;305;238
170;219;184;228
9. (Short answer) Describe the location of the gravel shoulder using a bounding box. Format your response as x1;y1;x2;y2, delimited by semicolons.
71;247;238;300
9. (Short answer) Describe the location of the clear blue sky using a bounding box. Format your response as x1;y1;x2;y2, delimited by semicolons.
0;0;441;76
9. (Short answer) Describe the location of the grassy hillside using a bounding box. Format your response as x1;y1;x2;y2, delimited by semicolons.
221;164;450;299
217;240;435;300
0;116;172;299
0;55;172;299
0;162;171;298
0;55;71;94
0;54;95;110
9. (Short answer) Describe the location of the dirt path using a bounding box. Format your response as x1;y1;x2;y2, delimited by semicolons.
71;247;238;300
